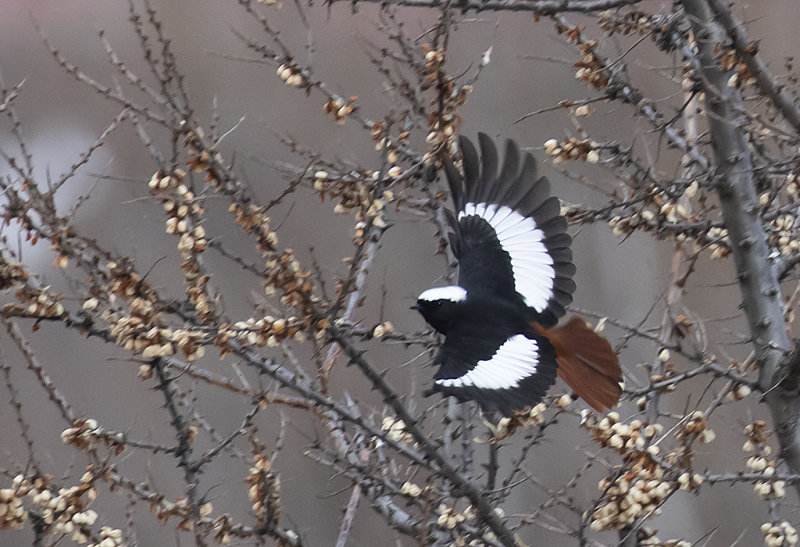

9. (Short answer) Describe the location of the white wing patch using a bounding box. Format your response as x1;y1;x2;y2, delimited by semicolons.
436;334;539;390
459;203;554;311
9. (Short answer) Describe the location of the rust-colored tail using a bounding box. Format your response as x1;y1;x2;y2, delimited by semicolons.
534;317;622;412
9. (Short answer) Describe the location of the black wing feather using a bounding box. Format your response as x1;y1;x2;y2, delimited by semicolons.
516;159;550;210
476;133;499;203
454;217;518;301
444;161;466;211
460;136;481;190
444;133;576;324
496;139;520;190
430;326;558;415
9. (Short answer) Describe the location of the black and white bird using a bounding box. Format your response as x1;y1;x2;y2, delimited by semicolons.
413;133;621;415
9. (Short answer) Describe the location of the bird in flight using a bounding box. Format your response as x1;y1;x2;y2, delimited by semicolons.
413;133;621;415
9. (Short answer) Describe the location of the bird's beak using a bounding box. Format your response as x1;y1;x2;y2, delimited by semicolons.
410;304;420;311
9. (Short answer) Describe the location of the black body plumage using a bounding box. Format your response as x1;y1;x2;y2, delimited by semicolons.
415;134;578;415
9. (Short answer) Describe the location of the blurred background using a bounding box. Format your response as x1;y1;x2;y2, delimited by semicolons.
1;0;799;545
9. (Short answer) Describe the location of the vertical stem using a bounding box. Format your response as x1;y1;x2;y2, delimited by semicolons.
681;0;800;482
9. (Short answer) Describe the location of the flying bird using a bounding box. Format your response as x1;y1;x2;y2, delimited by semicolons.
413;134;621;415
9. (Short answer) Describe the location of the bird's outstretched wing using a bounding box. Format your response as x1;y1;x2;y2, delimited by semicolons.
425;134;621;414
444;133;576;327
430;321;557;415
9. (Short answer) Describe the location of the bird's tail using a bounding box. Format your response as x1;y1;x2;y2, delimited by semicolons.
533;317;622;412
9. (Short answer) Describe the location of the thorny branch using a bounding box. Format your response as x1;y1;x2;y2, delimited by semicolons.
682;0;800;485
2;1;800;546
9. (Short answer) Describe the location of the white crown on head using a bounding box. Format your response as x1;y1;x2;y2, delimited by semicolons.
417;285;467;303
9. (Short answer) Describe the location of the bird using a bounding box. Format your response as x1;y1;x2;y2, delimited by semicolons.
413;133;622;416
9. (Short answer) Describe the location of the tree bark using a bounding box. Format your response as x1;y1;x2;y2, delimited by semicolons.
682;0;800;482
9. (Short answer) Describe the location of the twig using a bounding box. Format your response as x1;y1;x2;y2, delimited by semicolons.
335;0;642;13
704;0;800;134
2;318;75;424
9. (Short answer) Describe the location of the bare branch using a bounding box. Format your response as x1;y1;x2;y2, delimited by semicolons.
681;0;800;482
705;0;800;134
338;0;642;14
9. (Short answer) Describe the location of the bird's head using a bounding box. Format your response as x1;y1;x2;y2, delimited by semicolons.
412;285;467;334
